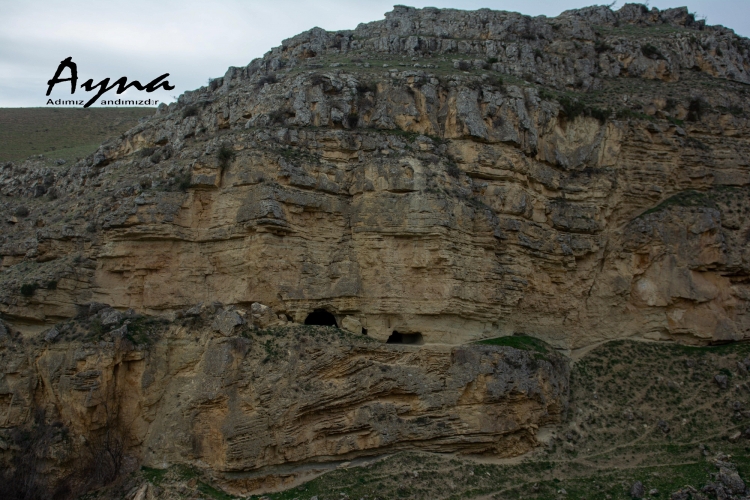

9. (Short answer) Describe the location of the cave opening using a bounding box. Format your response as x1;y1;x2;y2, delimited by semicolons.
386;331;424;345
304;309;337;327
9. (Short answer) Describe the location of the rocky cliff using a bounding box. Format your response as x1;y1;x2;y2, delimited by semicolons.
0;308;568;495
2;2;750;497
2;4;750;347
3;4;750;348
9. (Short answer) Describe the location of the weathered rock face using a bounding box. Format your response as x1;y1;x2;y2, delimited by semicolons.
1;4;750;348
0;317;568;493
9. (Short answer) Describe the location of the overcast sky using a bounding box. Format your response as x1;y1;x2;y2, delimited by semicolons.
1;0;748;108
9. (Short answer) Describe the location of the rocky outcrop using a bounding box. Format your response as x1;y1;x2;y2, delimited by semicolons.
1;4;750;348
0;316;568;494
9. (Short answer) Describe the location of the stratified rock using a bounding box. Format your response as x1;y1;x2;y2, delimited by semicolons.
1;4;750;351
0;323;568;493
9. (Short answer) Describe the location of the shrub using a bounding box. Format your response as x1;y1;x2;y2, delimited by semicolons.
182;105;199;118
139;147;156;158
20;283;39;297
46;280;57;290
310;74;327;86
217;144;236;171
14;206;29;217
347;112;359;128
687;97;709;122
641;44;664;60
595;40;612;53
486;57;499;64
457;60;471;71
356;81;377;94
446;162;461;178
175;171;192;191
257;73;277;86
267;109;287;125
557;96;610;123
487;76;504;89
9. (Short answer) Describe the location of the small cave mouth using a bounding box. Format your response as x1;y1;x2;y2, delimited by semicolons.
386;331;424;345
304;309;337;327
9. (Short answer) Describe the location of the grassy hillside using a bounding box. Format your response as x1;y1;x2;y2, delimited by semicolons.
0;107;155;163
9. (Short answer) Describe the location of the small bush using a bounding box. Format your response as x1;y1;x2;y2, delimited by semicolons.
46;280;58;290
139;147;156;158
446;162;461;179
175;171;192;191
182;105;199;118
486;57;499;64
310;74;327;86
595;40;613;54
20;283;39;297
687;97;709;122
217;144;236;171
728;105;744;117
641;44;664;60
457;60;471;71
257;73;277;86
534;48;544;60
487;76;504;89
347;112;359;128
356;81;377;94
14;206;29;217
267;109;287;125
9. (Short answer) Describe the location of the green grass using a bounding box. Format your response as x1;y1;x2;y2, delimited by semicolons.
476;334;551;356
140;466;167;485
0;107;154;163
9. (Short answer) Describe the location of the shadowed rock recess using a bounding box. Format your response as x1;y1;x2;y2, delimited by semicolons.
1;2;750;496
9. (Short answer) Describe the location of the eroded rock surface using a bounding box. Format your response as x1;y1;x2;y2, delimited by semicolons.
0;318;568;493
1;4;750;348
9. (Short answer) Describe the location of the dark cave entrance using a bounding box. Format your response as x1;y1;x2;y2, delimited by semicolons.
386;331;424;345
304;309;338;327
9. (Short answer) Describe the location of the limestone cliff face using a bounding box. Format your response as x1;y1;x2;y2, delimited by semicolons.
1;4;750;348
0;315;568;494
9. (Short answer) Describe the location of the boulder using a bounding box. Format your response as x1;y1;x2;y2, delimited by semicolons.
211;309;244;336
251;302;277;328
341;316;363;334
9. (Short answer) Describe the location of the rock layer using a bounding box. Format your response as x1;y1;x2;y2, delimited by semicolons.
0;318;568;493
1;4;750;348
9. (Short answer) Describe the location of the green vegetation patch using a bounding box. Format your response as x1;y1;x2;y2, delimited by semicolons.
639;186;749;217
140;466;167;485
476;334;551;356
